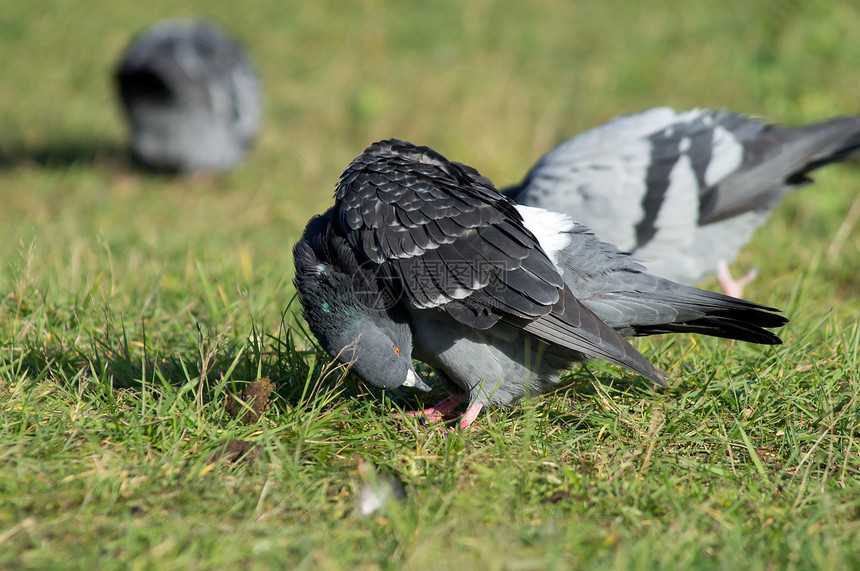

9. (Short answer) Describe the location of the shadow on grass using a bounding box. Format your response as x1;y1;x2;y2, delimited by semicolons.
2;303;664;434
0;141;129;171
5;337;623;429
2;316;353;414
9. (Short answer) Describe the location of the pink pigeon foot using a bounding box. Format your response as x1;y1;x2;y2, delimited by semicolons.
396;394;466;424
449;401;484;432
717;260;758;298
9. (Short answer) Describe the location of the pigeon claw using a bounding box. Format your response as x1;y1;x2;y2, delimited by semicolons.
453;402;483;431
395;394;465;423
395;395;486;433
436;402;484;434
717;260;758;299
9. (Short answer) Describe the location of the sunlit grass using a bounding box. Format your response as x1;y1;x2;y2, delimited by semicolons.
1;0;859;568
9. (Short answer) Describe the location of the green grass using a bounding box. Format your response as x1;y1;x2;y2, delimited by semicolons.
2;0;860;568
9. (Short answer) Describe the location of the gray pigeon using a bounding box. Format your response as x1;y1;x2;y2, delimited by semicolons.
293;139;787;430
115;20;262;175
505;108;860;296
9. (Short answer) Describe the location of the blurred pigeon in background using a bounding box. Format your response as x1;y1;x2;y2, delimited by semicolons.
505;108;860;296
115;19;262;175
294;139;787;431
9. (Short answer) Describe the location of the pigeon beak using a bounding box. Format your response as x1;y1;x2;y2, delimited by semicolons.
403;369;432;392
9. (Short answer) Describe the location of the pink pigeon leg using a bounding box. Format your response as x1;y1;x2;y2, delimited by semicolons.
396;394;466;424
451;401;484;431
717;260;758;298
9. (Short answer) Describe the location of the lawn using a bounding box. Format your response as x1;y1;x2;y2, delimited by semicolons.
2;0;860;568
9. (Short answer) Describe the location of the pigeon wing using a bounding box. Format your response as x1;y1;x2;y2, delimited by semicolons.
699;115;860;224
546;219;787;345
506;108;860;263
334;139;668;384
335;139;564;324
505;107;711;254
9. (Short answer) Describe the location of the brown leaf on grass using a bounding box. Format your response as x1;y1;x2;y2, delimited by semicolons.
542;490;571;504
224;377;274;424
209;439;262;464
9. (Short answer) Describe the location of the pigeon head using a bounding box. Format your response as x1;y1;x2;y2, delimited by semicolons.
333;317;426;392
293;234;432;393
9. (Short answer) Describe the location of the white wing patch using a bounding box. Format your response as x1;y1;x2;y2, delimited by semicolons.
634;152;700;262
515;205;574;269
705;125;745;186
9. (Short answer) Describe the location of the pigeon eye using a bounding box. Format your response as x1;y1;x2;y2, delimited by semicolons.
393;345;400;356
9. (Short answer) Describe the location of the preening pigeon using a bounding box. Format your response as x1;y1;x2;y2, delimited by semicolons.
294;139;787;430
115;20;262;175
505;108;860;296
